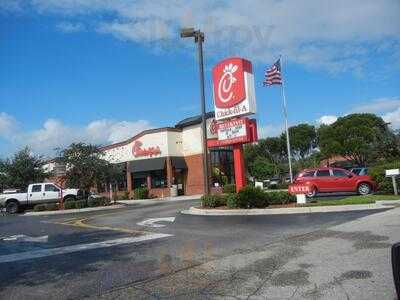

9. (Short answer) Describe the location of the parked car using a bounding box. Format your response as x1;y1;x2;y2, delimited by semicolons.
263;177;280;188
350;167;368;176
88;191;102;200
292;167;377;197
0;183;79;214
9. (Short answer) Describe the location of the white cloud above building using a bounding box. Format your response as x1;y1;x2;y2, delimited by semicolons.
5;0;399;74
0;113;153;157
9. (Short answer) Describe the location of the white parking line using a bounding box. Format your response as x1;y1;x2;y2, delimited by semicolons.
0;233;172;264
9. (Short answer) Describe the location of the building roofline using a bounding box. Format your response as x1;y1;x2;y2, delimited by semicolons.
175;111;214;128
99;127;181;151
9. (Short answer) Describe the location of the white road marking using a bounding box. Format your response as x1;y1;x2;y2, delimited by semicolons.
1;234;48;243
137;217;176;228
0;233;172;264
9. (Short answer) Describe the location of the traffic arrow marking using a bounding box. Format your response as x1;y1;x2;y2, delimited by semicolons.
137;217;176;228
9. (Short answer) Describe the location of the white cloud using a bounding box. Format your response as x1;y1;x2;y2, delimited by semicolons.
0;112;19;140
28;0;400;73
383;108;400;129
56;21;84;33
0;113;153;156
98;19;172;43
348;96;400;129
85;119;152;144
351;97;400;114
316;115;338;126
258;124;284;138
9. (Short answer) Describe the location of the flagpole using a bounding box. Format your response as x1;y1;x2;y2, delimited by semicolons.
280;55;294;183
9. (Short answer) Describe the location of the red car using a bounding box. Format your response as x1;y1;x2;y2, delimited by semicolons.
292;167;377;197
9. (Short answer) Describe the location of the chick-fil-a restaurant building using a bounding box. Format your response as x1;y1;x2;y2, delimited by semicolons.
99;57;258;197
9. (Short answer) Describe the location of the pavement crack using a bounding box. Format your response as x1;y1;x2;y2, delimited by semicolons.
334;276;350;300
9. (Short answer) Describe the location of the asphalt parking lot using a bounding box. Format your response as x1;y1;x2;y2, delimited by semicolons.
0;199;399;299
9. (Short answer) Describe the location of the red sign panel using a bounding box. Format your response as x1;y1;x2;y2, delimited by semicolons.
288;184;312;195
213;58;252;109
212;57;256;120
207;118;258;147
132;141;161;158
217;118;249;145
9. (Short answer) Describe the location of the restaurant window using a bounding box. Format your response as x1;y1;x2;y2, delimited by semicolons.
151;170;167;188
133;175;147;188
210;148;235;186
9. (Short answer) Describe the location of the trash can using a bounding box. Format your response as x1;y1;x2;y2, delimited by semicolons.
170;185;178;197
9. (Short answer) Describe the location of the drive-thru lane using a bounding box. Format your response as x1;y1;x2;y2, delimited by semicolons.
0;199;398;299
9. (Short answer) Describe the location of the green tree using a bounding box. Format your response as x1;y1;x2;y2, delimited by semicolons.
248;156;277;180
244;137;286;165
281;123;317;160
318;113;398;165
0;147;48;190
262;137;287;165
58;143;114;193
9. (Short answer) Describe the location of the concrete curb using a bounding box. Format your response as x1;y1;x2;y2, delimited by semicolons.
181;200;400;216
22;204;126;216
117;195;202;206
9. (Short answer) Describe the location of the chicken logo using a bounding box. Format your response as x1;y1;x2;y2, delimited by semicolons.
217;63;238;104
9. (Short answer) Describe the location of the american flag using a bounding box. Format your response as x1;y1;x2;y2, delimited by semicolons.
263;59;282;86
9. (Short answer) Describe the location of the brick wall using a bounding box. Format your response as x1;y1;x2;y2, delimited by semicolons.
149;187;171;198
184;154;205;195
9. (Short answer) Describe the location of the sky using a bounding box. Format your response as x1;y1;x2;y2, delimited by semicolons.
0;0;399;158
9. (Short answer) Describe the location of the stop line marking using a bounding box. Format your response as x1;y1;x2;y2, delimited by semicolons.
0;233;172;264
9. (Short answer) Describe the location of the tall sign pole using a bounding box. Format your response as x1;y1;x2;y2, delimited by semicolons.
196;32;210;195
280;55;294;183
180;28;210;195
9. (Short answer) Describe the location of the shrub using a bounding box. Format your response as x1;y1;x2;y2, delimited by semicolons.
99;197;111;206
87;198;100;207
75;200;87;209
267;191;296;205
87;197;111;207
33;204;46;212
369;160;400;194
134;187;149;199
122;191;130;200
276;183;289;190
223;184;236;194
226;193;240;208
201;194;226;208
238;186;268;208
45;203;59;211
64;201;76;209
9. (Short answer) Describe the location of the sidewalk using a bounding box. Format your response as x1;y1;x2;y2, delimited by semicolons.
19;194;202;216
182;200;400;216
117;194;202;205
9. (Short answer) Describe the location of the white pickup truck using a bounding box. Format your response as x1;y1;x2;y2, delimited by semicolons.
0;183;79;214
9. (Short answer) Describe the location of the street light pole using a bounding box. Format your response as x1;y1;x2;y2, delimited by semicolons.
181;28;210;195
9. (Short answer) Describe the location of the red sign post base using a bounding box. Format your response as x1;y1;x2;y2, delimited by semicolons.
233;144;246;192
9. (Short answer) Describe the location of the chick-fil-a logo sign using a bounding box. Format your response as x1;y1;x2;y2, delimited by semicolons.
132;140;161;158
218;63;238;104
212;57;256;121
213;58;252;109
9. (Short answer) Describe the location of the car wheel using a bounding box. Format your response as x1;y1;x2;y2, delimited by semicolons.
5;200;19;214
306;186;317;198
358;183;371;195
